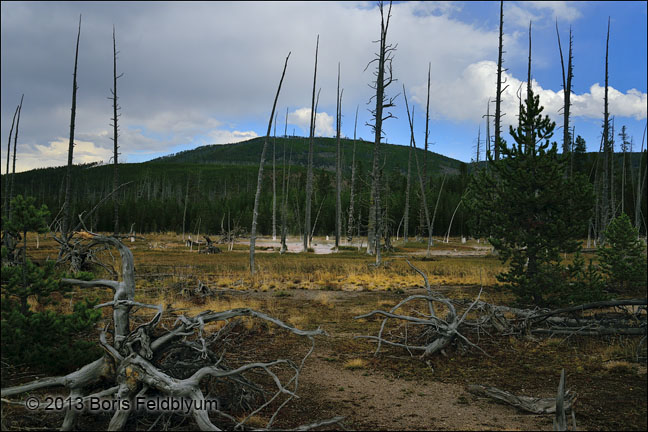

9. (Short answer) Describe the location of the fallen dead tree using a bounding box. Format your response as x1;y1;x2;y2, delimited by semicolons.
356;260;646;360
465;298;647;340
354;260;488;358
468;369;577;431
1;233;341;431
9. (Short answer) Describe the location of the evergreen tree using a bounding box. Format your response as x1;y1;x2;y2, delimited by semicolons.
597;213;647;294
573;135;587;174
465;84;593;306
1;195;101;373
562;251;608;305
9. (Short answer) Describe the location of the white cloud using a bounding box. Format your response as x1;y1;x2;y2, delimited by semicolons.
506;1;582;28
527;1;582;22
506;3;542;28
412;60;647;130
15;138;112;172
288;108;335;137
206;129;258;144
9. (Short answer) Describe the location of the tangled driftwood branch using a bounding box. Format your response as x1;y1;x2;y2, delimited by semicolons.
466;298;647;338
468;369;578;431
355;260;488;358
356;259;646;361
2;234;341;430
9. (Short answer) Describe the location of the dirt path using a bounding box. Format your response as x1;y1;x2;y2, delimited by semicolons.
296;346;551;431
236;289;554;431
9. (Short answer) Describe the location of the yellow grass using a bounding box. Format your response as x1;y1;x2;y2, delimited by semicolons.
343;358;367;370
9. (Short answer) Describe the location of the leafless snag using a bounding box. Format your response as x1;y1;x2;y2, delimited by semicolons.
335;63;343;251
250;52;290;274
366;1;397;265
403;87;433;257
304;35;319;253
346;105;359;243
556;20;574;157
110;25;124;235
493;0;510;161
2;234;340;430
61;15;82;247
2;100;21;251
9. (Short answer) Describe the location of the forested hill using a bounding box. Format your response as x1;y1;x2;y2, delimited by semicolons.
3;136;471;237
5;136;644;238
152;136;465;176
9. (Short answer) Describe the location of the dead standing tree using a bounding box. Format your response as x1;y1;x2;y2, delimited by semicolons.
346;105;359;243
366;1;396;266
403;105;413;244
250;53;290;275
1;234;341;430
556;20;574;157
403;87;433;257
494;0;507;161
418;63;432;241
61;15;82;247
304;36;319;252
110;25;124;235
335;63;343;251
2;100;21;249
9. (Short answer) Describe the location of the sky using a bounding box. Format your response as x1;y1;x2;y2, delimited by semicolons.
1;1;646;173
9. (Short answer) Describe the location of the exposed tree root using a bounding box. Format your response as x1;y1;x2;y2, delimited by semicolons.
355;260;488;358
356;260;646;360
1;234;341;431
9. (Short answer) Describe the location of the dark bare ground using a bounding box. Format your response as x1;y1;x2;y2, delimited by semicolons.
2;287;646;431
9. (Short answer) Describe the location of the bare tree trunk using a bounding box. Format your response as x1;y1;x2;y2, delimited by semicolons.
304;36;319;252
403;119;413;243
250;53;290;275
494;0;504;161
369;2;395;266
419;63;431;237
445;199;462;243
600;18;611;241
111;26;123;236
3;102;19;247
182;176;189;241
280;107;290;253
347;105;359;243
610;119;616;220
281;144;292;254
403;86;432;257
636;126;647;234
272;113;277;241
556;21;573;157
620;126;628;214
62;15;81;243
526;21;533;153
475;125;481;163
485;98;491;162
3;104;19;226
335;63;343;251
429;174;446;250
9;97;23;223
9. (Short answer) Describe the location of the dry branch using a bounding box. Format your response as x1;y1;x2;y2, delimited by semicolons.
355;260;487;358
467;382;575;415
2;234;337;430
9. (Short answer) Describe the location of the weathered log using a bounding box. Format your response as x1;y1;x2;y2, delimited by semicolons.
467;382;575;415
3;234;339;431
355;261;487;358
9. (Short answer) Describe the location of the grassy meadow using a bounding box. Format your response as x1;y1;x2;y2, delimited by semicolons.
5;231;646;431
